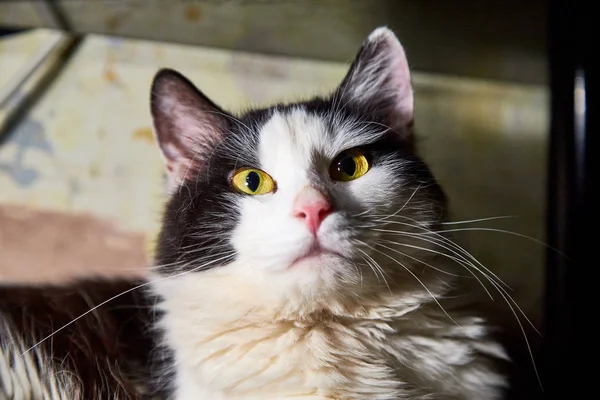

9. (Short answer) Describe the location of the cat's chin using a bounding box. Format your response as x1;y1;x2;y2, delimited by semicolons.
289;244;341;269
290;252;330;269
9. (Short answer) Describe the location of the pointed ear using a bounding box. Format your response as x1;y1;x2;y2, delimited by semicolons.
337;27;414;137
150;69;229;191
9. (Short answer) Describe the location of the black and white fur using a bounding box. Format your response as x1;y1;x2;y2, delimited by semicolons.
151;27;508;399
1;27;509;399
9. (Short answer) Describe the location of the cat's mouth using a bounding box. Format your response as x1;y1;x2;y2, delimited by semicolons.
290;242;341;268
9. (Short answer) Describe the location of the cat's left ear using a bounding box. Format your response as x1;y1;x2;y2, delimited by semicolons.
337;27;414;138
150;69;230;191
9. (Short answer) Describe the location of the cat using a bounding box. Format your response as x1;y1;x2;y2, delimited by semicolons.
1;27;510;399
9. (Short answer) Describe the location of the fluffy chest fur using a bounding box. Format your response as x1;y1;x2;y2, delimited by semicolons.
154;271;507;400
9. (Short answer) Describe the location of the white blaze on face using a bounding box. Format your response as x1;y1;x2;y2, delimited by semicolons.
229;108;406;296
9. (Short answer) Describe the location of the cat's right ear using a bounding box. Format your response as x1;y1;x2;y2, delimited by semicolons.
150;69;229;191
336;27;414;140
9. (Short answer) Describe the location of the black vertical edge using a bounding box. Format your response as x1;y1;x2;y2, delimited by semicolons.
543;0;591;399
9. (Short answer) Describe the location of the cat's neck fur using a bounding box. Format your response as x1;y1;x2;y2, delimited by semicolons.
152;262;506;400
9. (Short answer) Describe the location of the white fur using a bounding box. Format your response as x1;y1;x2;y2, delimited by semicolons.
152;109;508;399
0;315;82;400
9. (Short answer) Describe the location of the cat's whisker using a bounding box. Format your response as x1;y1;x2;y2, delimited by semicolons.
351;208;374;218
373;227;542;338
361;250;392;293
352;260;364;287
376;238;496;300
387;229;513;293
373;241;470;278
474;269;543;390
359;241;459;327
429;227;568;258
357;249;391;294
482;272;541;337
409;233;541;334
374;213;563;258
118;258;206;272
439;216;518;225
372;222;512;291
179;242;231;255
177;240;225;251
364;253;392;294
368;214;517;227
357;254;380;284
20;252;237;357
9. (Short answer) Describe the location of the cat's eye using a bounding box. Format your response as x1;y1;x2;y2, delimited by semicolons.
231;168;276;195
329;149;371;182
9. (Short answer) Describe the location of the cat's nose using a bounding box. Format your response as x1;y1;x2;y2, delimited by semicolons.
293;187;332;236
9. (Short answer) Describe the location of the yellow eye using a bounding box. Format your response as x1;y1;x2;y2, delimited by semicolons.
329;149;371;182
231;168;276;195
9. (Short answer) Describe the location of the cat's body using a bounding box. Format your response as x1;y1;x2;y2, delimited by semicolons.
1;27;514;399
0;276;506;400
156;266;506;400
0;280;159;399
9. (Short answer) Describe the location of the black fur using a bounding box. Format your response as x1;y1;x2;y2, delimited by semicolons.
0;280;166;399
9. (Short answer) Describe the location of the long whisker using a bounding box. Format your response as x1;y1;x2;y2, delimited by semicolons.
365;210;542;387
439;216;518;225
359;241;459;326
371;236;540;386
430;227;568;257
350;260;364;287
362;209;511;295
374;227;541;336
376;238;495;300
20;252;236;356
475;268;543;390
115;257;214;272
369;215;518;226
378;213;567;260
351;208;373;218
413;233;541;337
374;241;468;278
372;219;512;289
373;228;511;291
357;249;391;293
391;230;540;333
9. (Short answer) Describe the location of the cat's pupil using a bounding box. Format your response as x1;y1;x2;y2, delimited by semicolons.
338;157;356;176
245;171;260;192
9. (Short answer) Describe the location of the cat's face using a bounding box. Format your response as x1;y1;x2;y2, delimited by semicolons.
151;28;446;302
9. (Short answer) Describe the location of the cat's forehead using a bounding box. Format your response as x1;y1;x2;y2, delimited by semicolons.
256;108;383;173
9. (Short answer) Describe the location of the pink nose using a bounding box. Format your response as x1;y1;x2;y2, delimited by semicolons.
293;187;332;236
